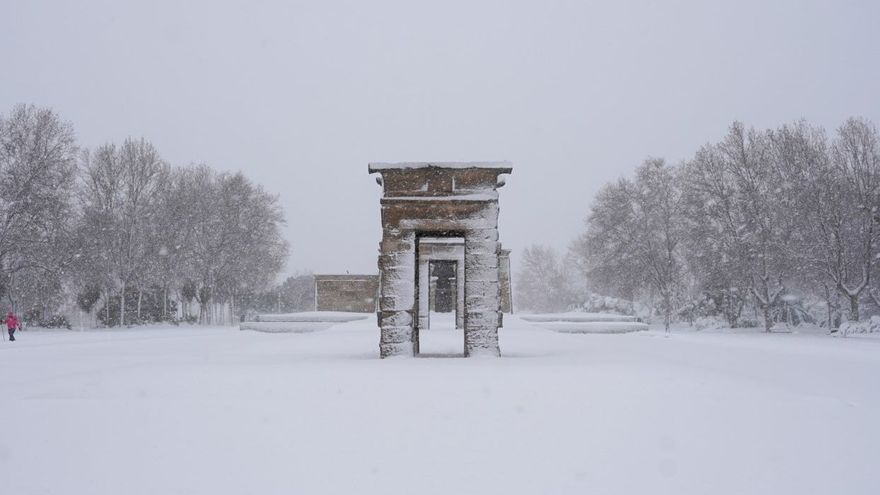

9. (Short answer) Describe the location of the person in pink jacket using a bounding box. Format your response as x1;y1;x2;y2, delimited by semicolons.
6;311;19;341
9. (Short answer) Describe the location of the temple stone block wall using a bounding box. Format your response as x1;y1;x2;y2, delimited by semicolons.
314;275;379;313
498;248;513;313
370;162;512;358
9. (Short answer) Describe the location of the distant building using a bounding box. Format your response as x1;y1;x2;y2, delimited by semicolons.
314;275;380;313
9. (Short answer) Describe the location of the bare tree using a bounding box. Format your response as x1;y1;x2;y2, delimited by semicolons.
572;177;643;301
0;104;78;316
179;166;288;324
575;158;685;330
78;138;170;326
682;123;798;331
515;245;576;313
633;158;685;330
821;118;880;321
0;103;292;326
766;121;837;326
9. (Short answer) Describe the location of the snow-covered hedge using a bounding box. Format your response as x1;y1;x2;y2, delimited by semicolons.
575;293;641;316
693;316;729;331
838;316;880;336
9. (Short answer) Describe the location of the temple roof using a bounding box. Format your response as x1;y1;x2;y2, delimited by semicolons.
368;162;512;173
314;274;379;281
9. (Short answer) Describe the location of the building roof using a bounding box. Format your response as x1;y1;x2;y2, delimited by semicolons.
314;274;379;281
368;162;513;173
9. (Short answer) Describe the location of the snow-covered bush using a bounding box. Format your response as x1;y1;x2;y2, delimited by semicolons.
765;293;817;327
576;293;639;316
838;316;880;336
35;315;72;330
693;316;729;331
800;297;840;329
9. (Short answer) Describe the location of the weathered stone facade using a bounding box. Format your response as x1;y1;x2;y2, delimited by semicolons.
499;248;513;313
314;274;379;313
370;162;512;358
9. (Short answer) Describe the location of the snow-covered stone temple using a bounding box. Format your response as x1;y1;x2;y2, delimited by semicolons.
369;162;512;358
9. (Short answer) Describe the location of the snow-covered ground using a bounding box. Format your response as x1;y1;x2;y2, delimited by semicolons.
1;316;878;494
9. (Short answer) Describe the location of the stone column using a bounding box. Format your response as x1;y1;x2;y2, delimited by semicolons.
455;259;465;329
498;248;513;314
378;230;417;357
464;221;501;357
418;256;430;331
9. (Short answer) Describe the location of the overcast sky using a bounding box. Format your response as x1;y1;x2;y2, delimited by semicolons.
2;0;878;276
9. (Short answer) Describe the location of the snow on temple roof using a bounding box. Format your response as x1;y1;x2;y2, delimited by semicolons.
368;161;513;173
314;274;379;281
384;192;499;201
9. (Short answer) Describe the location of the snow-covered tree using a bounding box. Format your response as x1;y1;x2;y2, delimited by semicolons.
572;117;880;330
822;118;880;321
0;104;78;317
0;103;293;326
515;245;577;313
177;165;289;324
681;123;799;331
78;138;170;326
572;177;642;301
574;158;685;329
765;121;837;326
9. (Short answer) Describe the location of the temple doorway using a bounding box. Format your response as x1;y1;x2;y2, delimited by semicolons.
419;258;463;356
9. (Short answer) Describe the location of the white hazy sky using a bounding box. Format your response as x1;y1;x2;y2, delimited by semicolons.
2;0;879;276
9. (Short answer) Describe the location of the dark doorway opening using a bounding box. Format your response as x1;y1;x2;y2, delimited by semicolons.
430;260;456;313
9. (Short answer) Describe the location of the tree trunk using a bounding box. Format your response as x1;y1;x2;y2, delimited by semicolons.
763;305;772;333
230;292;236;326
849;295;860;322
120;282;126;327
663;293;671;333
827;307;833;330
824;285;834;330
137;290;142;322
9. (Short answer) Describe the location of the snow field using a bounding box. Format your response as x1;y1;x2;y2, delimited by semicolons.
1;316;878;494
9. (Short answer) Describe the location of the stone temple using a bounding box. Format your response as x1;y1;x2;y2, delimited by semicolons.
369;162;512;358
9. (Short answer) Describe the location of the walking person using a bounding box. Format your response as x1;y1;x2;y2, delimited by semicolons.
6;311;18;342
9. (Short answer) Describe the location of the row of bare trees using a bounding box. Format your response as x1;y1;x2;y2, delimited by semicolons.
0;103;289;326
572;117;880;331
